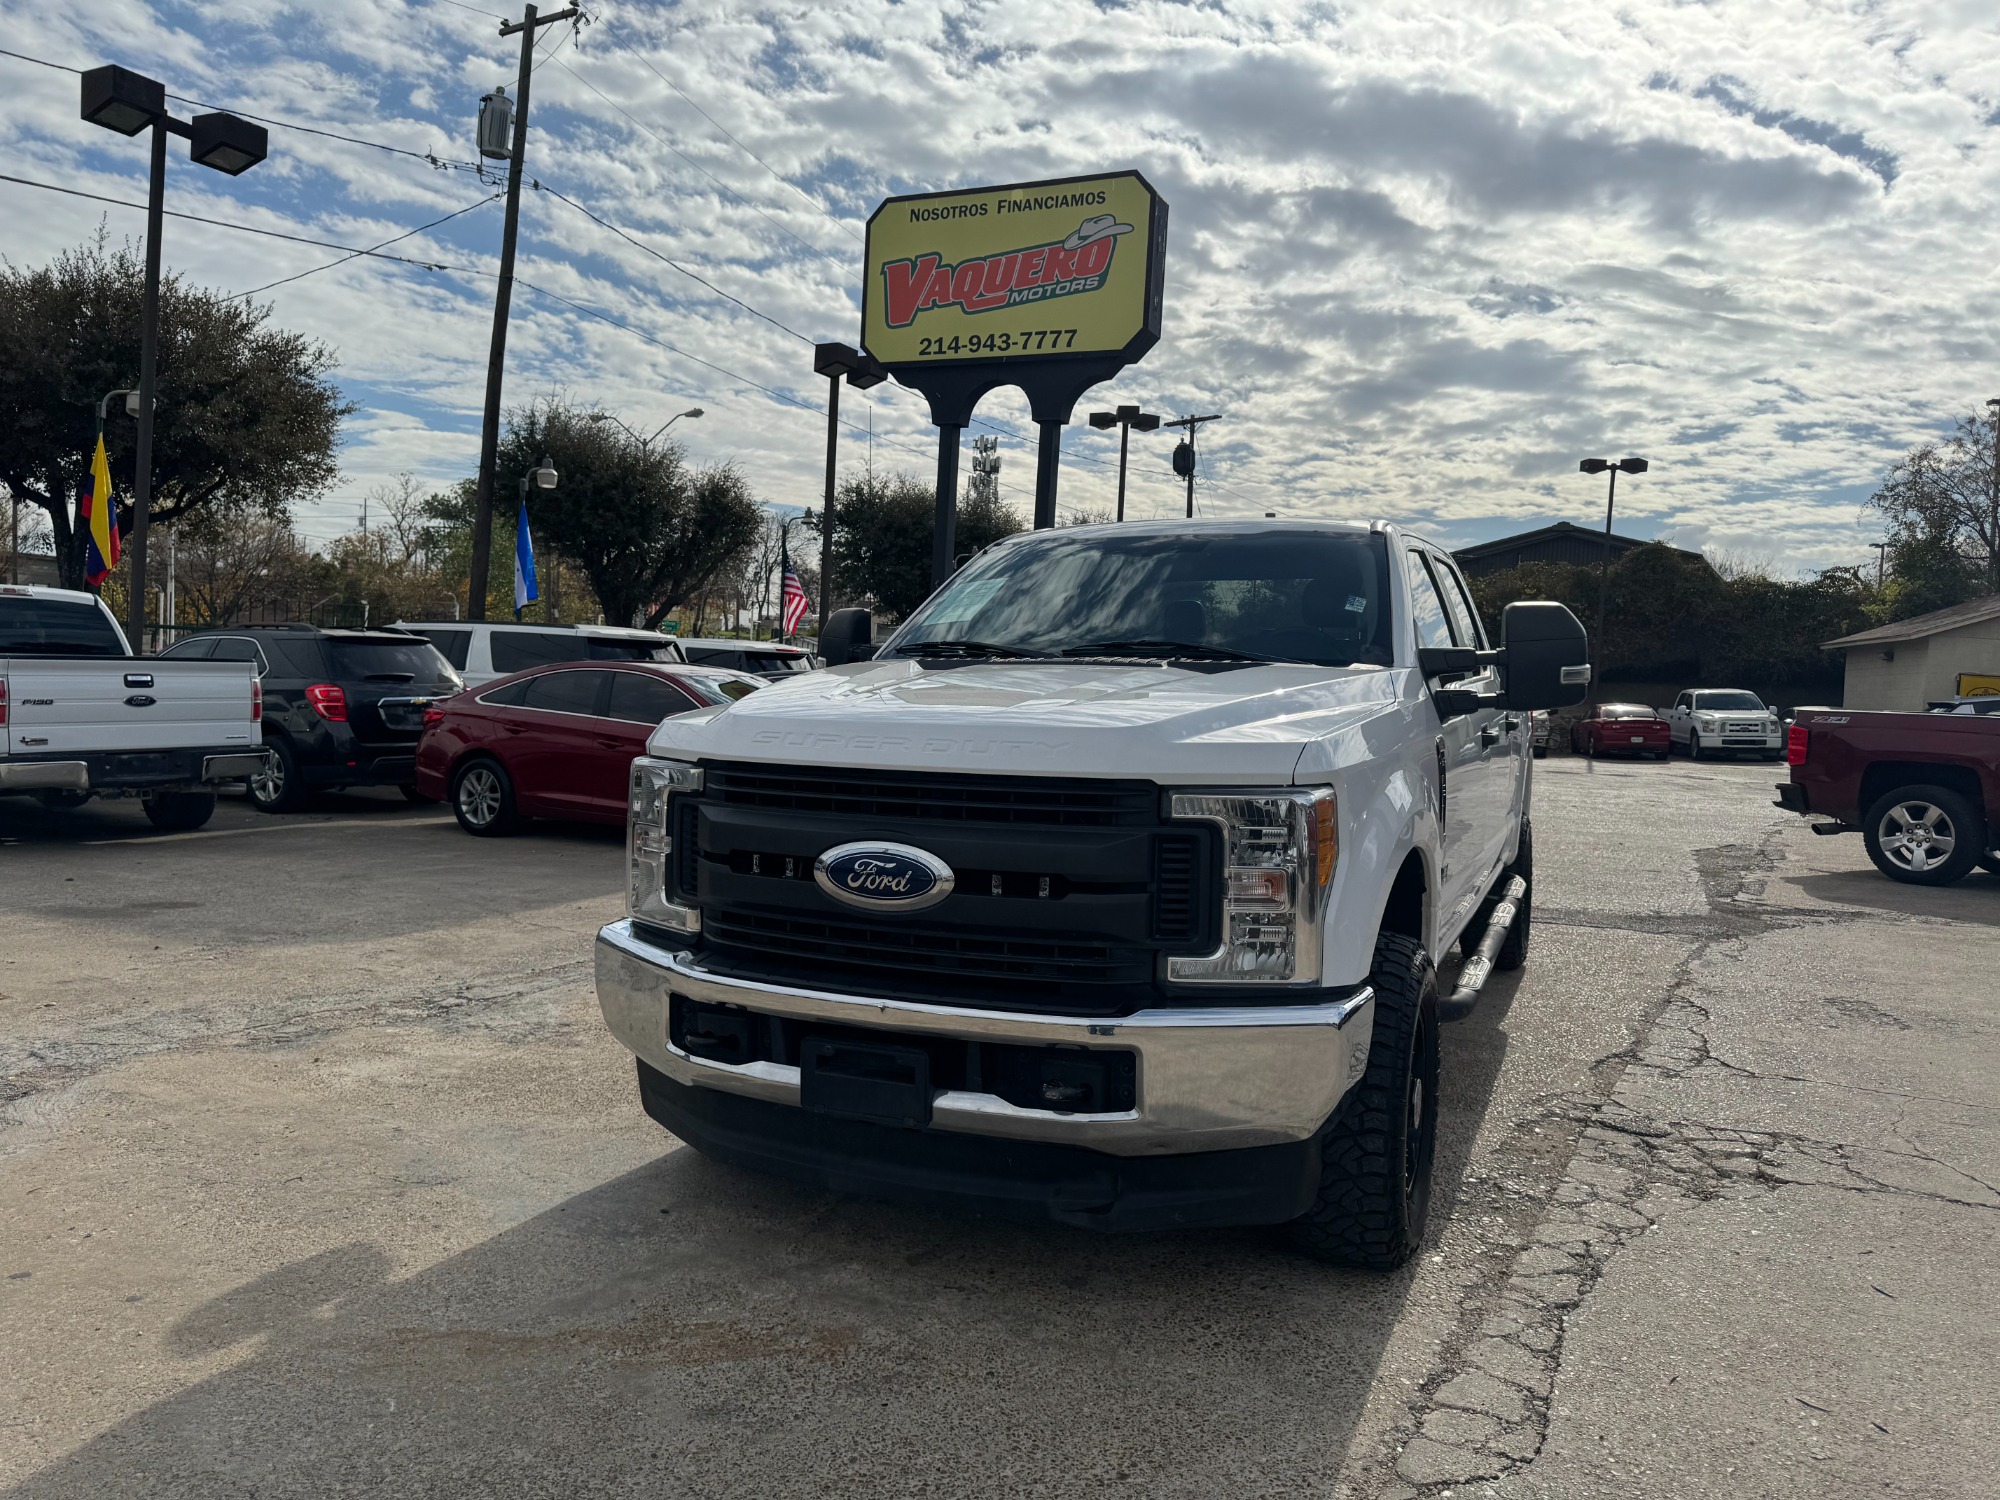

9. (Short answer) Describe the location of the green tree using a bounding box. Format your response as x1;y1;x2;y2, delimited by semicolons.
0;233;350;590
821;471;1024;620
500;399;761;629
1867;407;1998;613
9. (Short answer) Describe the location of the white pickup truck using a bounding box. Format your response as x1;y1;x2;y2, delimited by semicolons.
0;584;267;832
595;521;1589;1267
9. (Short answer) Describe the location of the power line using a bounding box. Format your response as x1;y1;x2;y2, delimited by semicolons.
229;192;503;299
0;171;473;272
589;19;863;244
0;44;485;172
534;181;812;342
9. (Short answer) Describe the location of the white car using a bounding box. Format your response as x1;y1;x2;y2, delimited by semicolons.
596;520;1591;1270
397;621;685;689
674;638;817;677
1666;689;1783;760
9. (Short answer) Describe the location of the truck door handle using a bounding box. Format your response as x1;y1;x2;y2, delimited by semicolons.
1479;724;1502;747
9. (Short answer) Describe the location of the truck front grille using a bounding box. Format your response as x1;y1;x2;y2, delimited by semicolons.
701;907;1153;1013
701;762;1156;828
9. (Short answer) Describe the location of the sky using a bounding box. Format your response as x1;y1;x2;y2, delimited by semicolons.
4;0;1998;573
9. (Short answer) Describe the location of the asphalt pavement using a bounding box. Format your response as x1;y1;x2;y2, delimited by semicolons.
0;761;1993;1498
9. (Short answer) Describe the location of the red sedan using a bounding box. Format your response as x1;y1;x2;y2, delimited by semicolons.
415;661;762;835
1570;702;1671;759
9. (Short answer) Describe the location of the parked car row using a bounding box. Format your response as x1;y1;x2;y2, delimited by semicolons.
1558;689;1784;761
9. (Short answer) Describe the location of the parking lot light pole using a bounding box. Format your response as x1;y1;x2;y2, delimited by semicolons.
1578;457;1649;653
811;343;887;634
80;65;266;652
587;407;704;454
1087;405;1162;521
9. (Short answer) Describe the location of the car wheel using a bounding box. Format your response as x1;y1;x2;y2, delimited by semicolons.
1532;746;1547;760
248;739;305;813
1688;731;1703;761
142;791;216;832
1863;785;1983;886
1289;931;1439;1271
451;757;520;836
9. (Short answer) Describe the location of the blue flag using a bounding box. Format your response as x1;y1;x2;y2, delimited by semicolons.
513;499;539;618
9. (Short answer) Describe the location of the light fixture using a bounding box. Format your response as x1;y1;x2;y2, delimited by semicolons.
189;112;268;175
80;65;164;136
531;456;559;489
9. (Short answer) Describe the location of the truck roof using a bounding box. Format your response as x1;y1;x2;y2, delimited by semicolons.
0;583;100;606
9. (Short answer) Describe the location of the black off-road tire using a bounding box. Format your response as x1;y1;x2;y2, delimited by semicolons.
451;756;521;837
1688;731;1703;761
1862;784;1984;887
1289;932;1440;1271
248;738;306;814
142;791;216;832
1494;820;1532;971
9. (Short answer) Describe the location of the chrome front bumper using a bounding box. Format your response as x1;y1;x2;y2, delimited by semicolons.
596;919;1373;1158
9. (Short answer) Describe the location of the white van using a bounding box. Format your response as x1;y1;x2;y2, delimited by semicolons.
398;621;685;689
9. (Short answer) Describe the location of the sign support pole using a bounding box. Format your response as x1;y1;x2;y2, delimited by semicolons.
1033;421;1062;529
932;424;962;586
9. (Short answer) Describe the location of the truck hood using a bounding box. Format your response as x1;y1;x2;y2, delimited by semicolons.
648;659;1412;784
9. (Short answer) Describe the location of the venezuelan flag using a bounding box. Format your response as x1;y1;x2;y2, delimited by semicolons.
79;434;120;587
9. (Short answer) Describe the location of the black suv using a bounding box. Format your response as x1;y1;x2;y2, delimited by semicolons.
157;626;461;812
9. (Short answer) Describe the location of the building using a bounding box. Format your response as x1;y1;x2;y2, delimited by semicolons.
1453;521;1707;579
1823;595;2000;711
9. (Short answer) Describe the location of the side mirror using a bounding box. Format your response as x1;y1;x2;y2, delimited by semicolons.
1500;601;1590;710
818;607;875;667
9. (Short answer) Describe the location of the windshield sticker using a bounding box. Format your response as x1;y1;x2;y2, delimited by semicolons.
1346;595;1367;613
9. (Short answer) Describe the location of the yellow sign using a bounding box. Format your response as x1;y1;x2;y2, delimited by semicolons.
862;172;1166;368
1957;672;2000;697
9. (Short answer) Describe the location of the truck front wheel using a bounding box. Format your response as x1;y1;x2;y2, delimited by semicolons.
1289;931;1439;1270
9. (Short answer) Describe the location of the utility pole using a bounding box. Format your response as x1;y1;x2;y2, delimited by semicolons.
1871;540;1891;591
1164;413;1221;519
1987;396;1999;593
466;3;579;622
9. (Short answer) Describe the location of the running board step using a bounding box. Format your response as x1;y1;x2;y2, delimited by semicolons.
1439;875;1527;1023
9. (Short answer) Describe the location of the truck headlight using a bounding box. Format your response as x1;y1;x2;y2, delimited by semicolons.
628;757;702;932
1167;789;1337;984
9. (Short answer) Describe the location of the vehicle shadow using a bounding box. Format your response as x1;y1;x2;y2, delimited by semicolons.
1787;867;2000;927
7;1011;1526;1498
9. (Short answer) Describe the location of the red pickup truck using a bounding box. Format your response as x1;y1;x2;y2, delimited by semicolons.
1776;710;2000;885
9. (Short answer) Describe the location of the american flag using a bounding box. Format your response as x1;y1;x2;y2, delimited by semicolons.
780;559;811;637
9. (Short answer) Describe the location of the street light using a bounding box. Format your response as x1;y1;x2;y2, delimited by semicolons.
812;341;888;635
588;407;704;452
79;64;267;654
1578;456;1649;656
1088;404;1162;521
521;455;558;620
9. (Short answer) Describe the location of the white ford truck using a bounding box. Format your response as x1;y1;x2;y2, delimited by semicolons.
596;521;1588;1267
0;584;268;832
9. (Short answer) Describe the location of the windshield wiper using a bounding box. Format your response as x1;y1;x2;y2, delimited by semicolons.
1057;639;1285;664
889;638;1037;659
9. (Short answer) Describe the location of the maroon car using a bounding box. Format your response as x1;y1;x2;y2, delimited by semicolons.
415;661;762;836
1570;702;1671;759
1777;709;2000;885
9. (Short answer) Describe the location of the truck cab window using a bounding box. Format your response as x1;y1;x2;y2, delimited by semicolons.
1407;553;1458;652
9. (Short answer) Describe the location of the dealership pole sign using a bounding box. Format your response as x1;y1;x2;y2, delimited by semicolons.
859;171;1168;583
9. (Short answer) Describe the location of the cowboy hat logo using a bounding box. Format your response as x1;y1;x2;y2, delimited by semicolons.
1062;215;1135;251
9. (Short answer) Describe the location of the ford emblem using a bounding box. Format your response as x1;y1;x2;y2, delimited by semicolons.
813;841;955;914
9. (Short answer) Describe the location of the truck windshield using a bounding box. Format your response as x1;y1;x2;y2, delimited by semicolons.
0;597;128;656
888;528;1394;668
1695;691;1765;711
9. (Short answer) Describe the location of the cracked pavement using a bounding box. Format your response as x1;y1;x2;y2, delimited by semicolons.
2;761;1995;1498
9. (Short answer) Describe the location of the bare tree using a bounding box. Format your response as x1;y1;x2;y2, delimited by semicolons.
173;516;324;625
